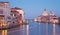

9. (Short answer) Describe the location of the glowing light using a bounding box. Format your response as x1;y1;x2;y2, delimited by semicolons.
53;24;56;35
46;23;48;35
54;20;59;23
12;14;14;17
34;18;37;22
26;25;29;35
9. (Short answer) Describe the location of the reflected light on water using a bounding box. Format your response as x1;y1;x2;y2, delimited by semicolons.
46;23;48;35
2;30;7;35
26;25;29;35
38;23;40;35
53;24;56;35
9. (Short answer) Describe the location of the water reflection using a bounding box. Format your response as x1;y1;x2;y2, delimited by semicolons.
2;30;7;35
0;23;60;35
53;24;56;35
46;23;48;35
26;25;29;35
7;25;24;35
38;23;40;35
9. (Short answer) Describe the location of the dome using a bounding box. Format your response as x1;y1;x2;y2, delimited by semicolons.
50;11;54;16
42;9;48;16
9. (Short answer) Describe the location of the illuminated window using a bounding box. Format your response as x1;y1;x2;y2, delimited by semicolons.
0;16;4;21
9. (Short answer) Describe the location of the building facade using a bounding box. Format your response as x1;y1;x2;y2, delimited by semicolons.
0;2;24;35
8;7;24;35
38;9;59;23
0;2;11;35
0;2;11;24
10;7;24;24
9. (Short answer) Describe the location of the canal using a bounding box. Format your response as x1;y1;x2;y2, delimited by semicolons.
0;22;60;35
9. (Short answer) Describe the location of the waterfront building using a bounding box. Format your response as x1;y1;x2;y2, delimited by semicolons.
0;2;24;35
7;7;25;35
38;9;49;23
49;11;55;22
58;17;60;25
49;15;59;23
0;2;10;22
38;9;59;23
0;2;11;35
37;16;41;22
11;7;24;24
49;11;59;23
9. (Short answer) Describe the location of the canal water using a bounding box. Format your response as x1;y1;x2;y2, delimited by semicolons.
0;22;60;35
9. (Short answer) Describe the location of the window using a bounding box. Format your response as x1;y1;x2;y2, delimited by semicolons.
0;17;4;20
7;16;11;19
0;9;3;14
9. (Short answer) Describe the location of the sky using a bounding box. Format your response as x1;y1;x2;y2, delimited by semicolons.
0;0;60;19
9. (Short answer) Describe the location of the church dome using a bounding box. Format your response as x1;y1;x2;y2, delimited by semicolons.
42;9;48;16
50;10;54;16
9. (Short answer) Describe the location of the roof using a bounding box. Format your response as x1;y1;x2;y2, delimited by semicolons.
11;7;22;12
0;2;9;5
0;2;9;3
11;7;22;10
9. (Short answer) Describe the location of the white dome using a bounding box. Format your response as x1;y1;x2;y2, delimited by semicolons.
42;9;48;16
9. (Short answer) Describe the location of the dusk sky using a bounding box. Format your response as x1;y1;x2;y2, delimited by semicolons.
0;0;60;19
